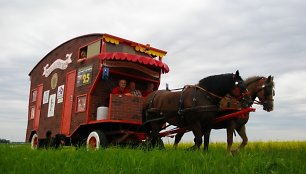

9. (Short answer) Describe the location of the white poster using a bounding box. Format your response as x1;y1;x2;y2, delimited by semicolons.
43;90;50;104
48;94;56;117
57;98;63;104
30;106;35;119
57;85;65;103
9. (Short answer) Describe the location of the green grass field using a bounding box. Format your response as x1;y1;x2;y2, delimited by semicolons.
1;141;305;174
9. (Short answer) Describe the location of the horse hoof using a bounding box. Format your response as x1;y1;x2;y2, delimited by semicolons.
187;145;199;151
230;149;239;155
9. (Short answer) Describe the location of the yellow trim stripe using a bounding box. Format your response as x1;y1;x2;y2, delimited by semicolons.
135;45;165;59
103;36;120;45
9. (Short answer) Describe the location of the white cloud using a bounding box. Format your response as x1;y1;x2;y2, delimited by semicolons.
1;0;306;142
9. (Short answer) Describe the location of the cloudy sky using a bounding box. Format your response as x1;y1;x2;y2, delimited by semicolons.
1;0;305;143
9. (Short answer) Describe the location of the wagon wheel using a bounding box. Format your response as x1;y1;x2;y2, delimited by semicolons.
86;130;108;150
31;133;38;149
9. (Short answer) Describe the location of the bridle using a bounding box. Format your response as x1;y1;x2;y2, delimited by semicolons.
247;77;274;106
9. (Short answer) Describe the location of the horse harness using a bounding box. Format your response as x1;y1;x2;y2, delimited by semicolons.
178;85;220;115
144;85;219;125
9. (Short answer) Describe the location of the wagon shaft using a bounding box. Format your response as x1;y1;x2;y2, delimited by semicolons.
215;107;256;122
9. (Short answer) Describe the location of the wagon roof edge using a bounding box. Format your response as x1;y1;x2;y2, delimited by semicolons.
28;33;167;76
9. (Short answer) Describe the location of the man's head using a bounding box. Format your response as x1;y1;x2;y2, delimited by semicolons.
119;80;127;90
147;83;154;91
129;81;136;90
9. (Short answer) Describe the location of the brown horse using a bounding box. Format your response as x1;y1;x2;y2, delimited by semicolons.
142;70;252;151
173;75;275;154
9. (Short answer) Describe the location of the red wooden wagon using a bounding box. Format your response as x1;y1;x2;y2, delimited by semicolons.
26;33;169;149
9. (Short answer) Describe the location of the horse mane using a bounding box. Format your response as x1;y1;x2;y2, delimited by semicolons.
245;76;264;86
245;75;274;87
198;73;235;97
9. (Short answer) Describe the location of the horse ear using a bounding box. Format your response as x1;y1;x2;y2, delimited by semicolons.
268;75;272;82
235;70;240;77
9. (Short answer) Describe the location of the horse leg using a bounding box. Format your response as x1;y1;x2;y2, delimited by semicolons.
173;132;184;148
189;124;203;150
203;128;211;152
226;124;235;154
233;125;248;153
148;121;164;148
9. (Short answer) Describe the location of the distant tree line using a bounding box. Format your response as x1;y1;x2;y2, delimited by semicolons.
0;138;10;144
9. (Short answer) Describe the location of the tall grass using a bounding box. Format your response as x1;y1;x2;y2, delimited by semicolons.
0;141;305;174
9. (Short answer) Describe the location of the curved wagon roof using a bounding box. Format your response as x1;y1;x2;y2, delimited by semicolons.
29;33;169;75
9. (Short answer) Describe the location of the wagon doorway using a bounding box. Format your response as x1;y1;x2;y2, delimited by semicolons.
33;84;43;130
61;70;76;135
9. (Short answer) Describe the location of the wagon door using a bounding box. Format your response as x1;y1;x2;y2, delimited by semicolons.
61;70;76;135
33;84;43;130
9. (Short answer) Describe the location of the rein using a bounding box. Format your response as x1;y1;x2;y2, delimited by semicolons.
184;84;223;100
254;98;274;105
164;85;224;102
246;78;265;106
165;85;223;99
253;100;262;105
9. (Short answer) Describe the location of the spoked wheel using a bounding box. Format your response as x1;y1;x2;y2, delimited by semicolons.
86;130;108;150
31;133;38;150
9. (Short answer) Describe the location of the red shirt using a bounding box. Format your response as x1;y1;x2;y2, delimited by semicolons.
112;87;130;94
142;90;153;97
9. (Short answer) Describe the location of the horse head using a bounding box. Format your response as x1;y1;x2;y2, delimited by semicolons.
257;76;275;112
245;75;275;112
228;70;253;108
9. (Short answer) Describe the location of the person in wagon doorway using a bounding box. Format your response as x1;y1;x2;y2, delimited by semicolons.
129;81;142;97
142;82;154;97
112;79;130;96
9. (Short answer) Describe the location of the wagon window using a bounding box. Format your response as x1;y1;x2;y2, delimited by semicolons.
87;40;101;58
79;47;87;59
76;95;87;112
31;89;37;102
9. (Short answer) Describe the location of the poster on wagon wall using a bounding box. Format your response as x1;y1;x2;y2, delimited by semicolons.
43;90;50;104
57;85;64;103
48;94;56;117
